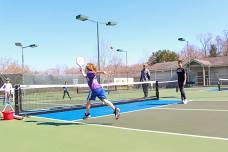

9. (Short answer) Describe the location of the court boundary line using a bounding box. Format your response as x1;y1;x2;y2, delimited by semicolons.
156;107;228;112
86;123;228;141
31;100;228;141
31;115;228;141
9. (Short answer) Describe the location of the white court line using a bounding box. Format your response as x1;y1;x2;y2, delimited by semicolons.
30;101;228;141
85;124;228;141
155;108;228;112
31;115;228;141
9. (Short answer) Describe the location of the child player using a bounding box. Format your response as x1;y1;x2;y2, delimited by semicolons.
80;63;120;120
63;81;71;100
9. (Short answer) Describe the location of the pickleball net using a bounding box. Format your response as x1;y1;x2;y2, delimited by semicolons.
13;80;178;115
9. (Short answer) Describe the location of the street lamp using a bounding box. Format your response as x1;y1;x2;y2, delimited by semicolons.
76;14;117;83
178;38;190;85
15;42;38;84
116;49;128;83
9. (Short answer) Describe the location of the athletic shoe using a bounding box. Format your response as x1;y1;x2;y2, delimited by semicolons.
183;99;188;104
113;108;120;120
83;113;91;120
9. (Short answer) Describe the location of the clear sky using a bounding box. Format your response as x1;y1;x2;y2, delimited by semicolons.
0;0;228;70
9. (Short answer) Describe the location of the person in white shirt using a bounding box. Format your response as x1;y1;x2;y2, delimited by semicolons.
1;78;13;105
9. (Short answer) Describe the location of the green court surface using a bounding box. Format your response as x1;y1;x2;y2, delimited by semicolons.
1;87;228;152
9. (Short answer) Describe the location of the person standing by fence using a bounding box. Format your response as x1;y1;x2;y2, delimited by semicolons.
1;78;13;105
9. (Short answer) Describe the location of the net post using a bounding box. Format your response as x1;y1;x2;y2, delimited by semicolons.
14;84;22;115
218;80;221;91
155;81;159;99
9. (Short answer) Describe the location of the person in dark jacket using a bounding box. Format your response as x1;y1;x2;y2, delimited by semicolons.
140;64;151;98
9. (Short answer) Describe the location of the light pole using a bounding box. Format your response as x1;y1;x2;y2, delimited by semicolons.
178;38;190;86
116;49;128;83
76;14;117;83
15;43;38;84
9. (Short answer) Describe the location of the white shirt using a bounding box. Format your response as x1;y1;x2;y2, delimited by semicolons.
1;83;13;92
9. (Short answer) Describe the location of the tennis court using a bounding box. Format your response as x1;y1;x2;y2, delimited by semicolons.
1;85;228;152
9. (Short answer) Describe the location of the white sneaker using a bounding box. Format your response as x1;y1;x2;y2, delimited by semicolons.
182;99;188;104
114;108;120;120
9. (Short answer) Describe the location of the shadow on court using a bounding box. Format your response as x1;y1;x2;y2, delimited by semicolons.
84;122;114;126
138;103;180;106
24;120;84;126
160;96;177;99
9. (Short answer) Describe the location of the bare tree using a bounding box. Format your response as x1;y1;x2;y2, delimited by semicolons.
180;45;204;60
224;30;228;42
198;33;213;56
215;35;223;55
63;67;80;75
0;58;30;74
223;30;228;56
89;41;124;82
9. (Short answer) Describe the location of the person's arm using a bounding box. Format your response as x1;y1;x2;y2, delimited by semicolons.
0;84;5;90
184;70;187;85
146;69;151;80
96;71;107;75
80;67;87;77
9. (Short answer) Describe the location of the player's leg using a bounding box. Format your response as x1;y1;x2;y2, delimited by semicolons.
101;98;120;120
63;91;66;99
178;82;183;100
97;88;120;119
143;83;149;98
4;92;10;104
3;92;7;105
145;83;149;97
101;98;115;110
67;91;71;99
7;92;11;103
83;100;91;119
181;86;187;103
83;91;94;119
179;82;187;103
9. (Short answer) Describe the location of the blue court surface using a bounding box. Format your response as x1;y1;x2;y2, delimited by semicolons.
36;100;181;121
